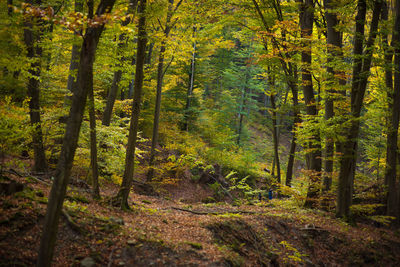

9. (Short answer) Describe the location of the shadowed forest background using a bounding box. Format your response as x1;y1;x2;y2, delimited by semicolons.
1;0;400;266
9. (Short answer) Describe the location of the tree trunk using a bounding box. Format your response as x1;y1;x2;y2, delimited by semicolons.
102;0;138;126
37;1;116;266
23;0;47;173
298;0;321;208
270;93;281;183
88;86;100;199
114;0;147;210
67;0;84;93
337;0;382;218
237;84;247;146
148;0;178;181
385;0;400;218
286;67;299;187
183;27;197;131
323;0;344;191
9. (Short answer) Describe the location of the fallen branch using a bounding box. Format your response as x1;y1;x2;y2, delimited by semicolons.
6;168;50;185
168;206;263;215
62;209;83;234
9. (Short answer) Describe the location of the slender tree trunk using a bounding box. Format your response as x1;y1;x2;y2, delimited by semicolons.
88;86;100;199
184;27;197;131
148;0;180;182
37;1;116;265
270;92;281;183
385;0;400;218
237;84;247;146
114;0;147;210
337;0;382;218
298;0;321;208
252;0;301;187
286;67;299;187
24;0;47;173
103;69;122;125
86;0;100;200
102;0;138;126
67;0;84;93
125;57;136;100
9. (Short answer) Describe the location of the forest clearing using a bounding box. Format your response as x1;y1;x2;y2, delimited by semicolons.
1;0;400;266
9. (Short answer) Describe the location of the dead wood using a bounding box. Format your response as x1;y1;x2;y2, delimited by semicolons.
168;206;263;215
62;209;83;234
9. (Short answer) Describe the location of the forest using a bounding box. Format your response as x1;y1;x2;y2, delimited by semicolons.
0;0;400;266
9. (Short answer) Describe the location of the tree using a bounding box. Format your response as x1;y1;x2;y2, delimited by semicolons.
297;0;322;208
269;88;281;183
148;0;183;181
102;0;138;126
323;0;345;191
87;0;100;200
183;26;197;131
37;1;116;265
66;0;83;94
384;0;400;219
114;0;148;209
23;0;48;173
336;0;382;218
251;0;301;187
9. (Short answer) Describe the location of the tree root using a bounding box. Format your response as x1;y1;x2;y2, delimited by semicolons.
62;209;84;234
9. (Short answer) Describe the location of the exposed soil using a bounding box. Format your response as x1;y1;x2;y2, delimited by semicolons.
1;167;400;266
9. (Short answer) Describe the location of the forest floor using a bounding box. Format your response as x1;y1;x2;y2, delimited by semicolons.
1;162;400;266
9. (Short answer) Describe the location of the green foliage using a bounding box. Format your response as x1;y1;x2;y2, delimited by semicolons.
0;97;33;158
368;215;396;226
64;199;88;214
350;204;384;216
184;241;203;250
279;240;308;264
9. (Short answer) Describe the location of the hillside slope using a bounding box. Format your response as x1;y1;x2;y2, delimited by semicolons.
1;167;400;266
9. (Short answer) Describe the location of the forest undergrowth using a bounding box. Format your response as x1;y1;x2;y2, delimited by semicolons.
1;144;400;266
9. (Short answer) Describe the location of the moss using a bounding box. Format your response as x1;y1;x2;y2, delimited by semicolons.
141;199;152;204
185;241;203;250
201;196;216;204
66;192;90;204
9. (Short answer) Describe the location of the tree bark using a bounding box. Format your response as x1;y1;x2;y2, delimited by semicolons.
385;0;400;218
67;0;84;93
298;0;322;208
337;0;382;218
88;86;100;199
23;0;47;173
286;66;299;187
323;0;344;191
114;0;147;210
37;1;116;265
